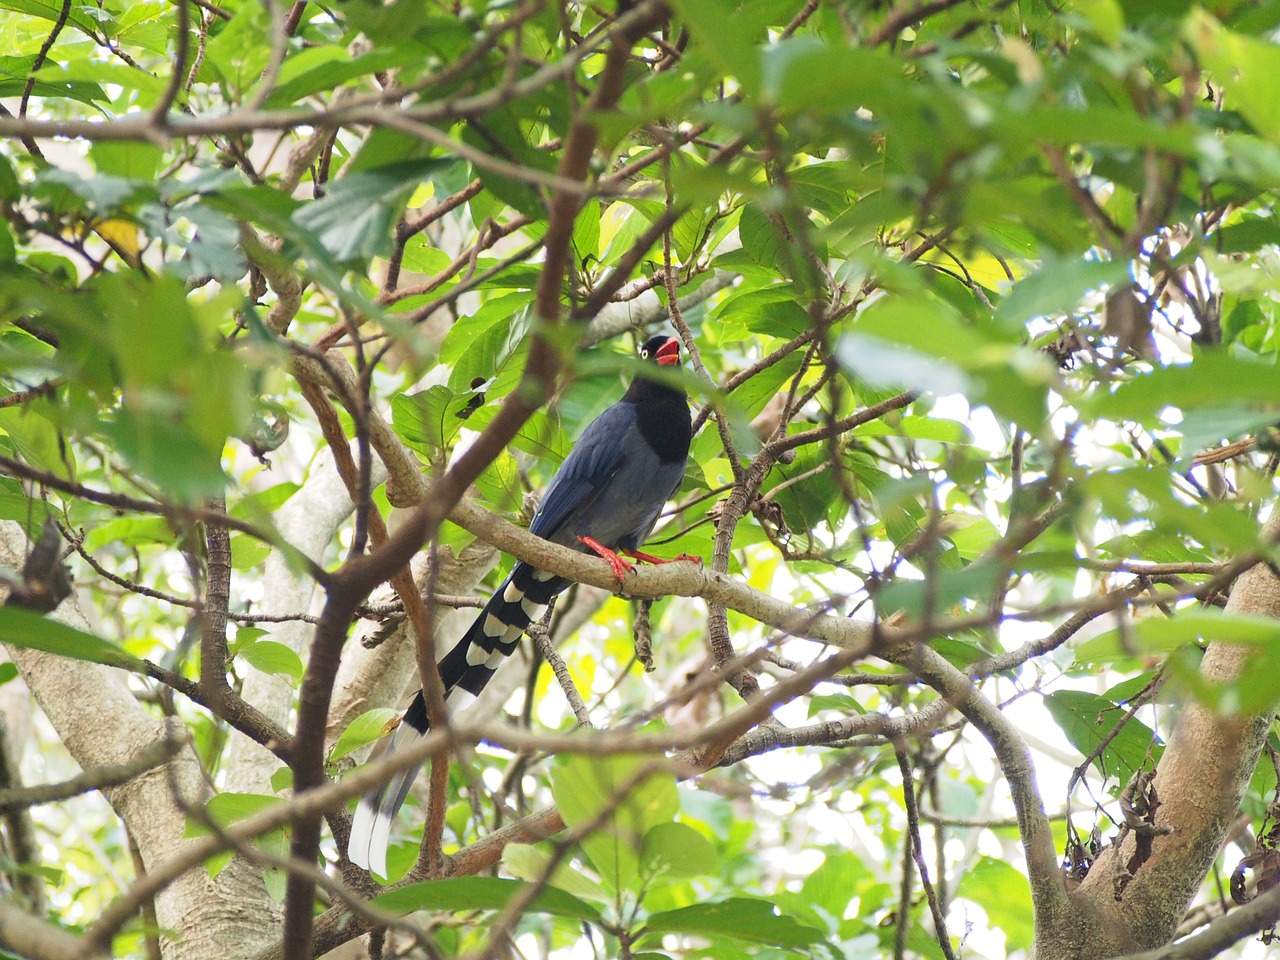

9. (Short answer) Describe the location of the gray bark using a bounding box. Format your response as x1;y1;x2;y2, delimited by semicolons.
0;522;277;960
1041;511;1280;958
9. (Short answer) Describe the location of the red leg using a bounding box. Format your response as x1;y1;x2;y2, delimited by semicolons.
623;549;704;566
577;535;634;587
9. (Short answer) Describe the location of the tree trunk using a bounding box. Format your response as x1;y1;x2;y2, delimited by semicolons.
1040;512;1280;958
0;523;279;960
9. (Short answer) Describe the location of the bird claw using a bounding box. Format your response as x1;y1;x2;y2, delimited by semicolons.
603;552;634;588
578;535;635;589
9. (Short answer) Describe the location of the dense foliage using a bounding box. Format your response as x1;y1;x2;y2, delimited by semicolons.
2;0;1280;958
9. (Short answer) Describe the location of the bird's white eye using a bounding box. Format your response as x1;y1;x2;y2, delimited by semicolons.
641;349;648;357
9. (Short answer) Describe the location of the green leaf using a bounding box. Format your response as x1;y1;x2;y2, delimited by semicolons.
876;562;1004;618
573;198;601;266
807;693;865;718
198;792;282;826
955;857;1034;952
644;898;826;948
446;304;531;397
1186;10;1280;145
503;843;612;903
461;108;554;219
994;258;1128;330
1089;352;1280;422
1214;214;1280;254
765;38;904;118
269;767;293;793
0;661;19;686
0;0;104;37
81;517;172;554
293;159;450;263
933;637;990;669
1043;690;1161;784
668;0;766;95
1069;0;1125;42
236;639;304;682
0;477;50;531
184;793;286;878
392;386;467;454
0;407;66;477
229;534;271;571
799;850;863;920
328;708;398;763
550;753;679;892
716;284;811;338
257;46;423;109
0;607;142;670
837;334;972;397
738;205;788;278
640;822;719;879
202;1;270;92
100;409;228;502
840;295;1052;428
374;877;601;923
0;221;13;264
89;141;163;180
0;152;19;203
851;416;971;445
1074;611;1280;665
229;627;268;656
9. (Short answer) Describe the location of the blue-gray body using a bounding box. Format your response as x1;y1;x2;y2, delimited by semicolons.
348;336;691;875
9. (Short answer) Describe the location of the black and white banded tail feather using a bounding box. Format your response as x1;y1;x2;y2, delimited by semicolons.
347;561;569;876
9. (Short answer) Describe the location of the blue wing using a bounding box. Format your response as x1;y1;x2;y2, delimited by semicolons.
530;402;636;542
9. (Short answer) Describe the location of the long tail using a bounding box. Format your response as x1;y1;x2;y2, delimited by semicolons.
347;562;568;876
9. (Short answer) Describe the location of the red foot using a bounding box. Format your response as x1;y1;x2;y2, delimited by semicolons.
623;549;704;566
578;535;634;587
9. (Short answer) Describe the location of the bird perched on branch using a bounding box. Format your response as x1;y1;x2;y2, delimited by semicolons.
349;333;694;876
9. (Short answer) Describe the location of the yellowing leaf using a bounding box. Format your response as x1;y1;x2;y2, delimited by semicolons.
92;218;140;261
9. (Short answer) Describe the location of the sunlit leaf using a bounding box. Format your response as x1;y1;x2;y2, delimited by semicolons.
375;878;602;923
0;607;142;670
644;898;826;948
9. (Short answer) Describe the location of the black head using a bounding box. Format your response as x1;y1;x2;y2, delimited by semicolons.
623;334;687;408
626;333;691;462
639;334;681;367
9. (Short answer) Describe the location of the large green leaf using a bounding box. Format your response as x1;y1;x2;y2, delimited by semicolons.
1089;352;1280;422
392;386;468;454
1187;11;1280;145
550;753;679;893
374;877;601;923
640;822;719;880
1074;610;1280;665
643;898;826;948
0;607;142;670
1043;690;1162;784
293;159;451;264
235;639;304;682
955;857;1034;952
328;708;398;763
503;843;612;904
994;258;1128;330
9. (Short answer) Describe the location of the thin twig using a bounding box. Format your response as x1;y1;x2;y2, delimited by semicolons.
896;749;958;960
0;735;186;812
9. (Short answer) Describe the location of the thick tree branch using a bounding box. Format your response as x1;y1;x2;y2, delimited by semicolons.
1070;509;1280;954
1111;882;1280;960
0;901;107;960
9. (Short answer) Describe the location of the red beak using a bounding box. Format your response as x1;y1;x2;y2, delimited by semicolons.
655;337;680;366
